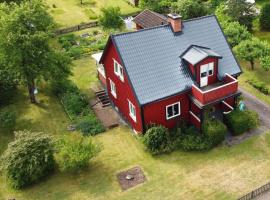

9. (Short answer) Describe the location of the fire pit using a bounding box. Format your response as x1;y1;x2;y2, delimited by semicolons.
117;166;146;191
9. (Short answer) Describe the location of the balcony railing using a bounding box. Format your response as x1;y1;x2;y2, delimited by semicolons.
191;73;238;105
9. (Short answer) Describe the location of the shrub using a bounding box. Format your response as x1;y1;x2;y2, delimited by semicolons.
56;133;101;172
58;34;77;50
225;110;259;135
76;114;105;136
0;108;16;130
260;3;270;31
178;127;211;151
0;131;55;189
50;79;79;97
142;126;170;155
67;46;83;59
202;119;227;146
99;6;123;29
247;79;270;95
61;92;88;116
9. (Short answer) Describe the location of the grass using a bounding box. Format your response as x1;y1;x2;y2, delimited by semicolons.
46;0;140;27
2;127;270;199
238;60;270;106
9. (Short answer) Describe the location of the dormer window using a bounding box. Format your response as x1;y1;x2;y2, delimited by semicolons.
181;45;222;87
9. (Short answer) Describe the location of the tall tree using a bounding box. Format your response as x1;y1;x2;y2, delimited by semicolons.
172;0;208;20
259;3;270;31
223;21;251;47
0;1;71;103
234;37;270;70
224;0;256;30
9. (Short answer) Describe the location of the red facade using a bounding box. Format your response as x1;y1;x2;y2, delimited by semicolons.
102;41;143;132
100;39;239;133
143;92;190;129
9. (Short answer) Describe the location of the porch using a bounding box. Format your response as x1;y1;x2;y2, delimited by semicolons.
191;73;238;105
189;95;239;130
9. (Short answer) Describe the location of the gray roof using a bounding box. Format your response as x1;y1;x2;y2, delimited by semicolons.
110;15;241;105
182;45;222;65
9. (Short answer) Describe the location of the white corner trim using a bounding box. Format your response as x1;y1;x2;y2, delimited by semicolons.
189;111;201;122
222;101;234;110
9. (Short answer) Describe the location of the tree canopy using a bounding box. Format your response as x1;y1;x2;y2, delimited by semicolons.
0;0;71;103
259;3;270;31
224;0;256;30
172;0;208;20
234;37;270;70
99;6;123;30
223;21;251;47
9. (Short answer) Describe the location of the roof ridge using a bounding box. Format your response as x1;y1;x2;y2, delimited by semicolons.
182;14;216;22
111;24;170;38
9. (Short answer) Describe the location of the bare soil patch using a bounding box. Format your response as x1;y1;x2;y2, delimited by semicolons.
117;166;146;191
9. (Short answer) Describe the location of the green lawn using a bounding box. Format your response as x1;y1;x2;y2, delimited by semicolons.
1;55;270;200
2;126;270;200
46;0;140;27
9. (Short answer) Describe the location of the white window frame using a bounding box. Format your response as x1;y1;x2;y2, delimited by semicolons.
113;59;124;82
109;79;117;98
166;102;181;120
128;100;136;122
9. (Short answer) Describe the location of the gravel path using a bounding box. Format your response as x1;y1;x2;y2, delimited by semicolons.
225;88;270;146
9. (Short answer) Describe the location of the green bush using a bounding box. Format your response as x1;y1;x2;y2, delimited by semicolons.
56;133;101;172
202;119;227;146
260;3;270;31
0;131;55;189
61;92;88;116
143;125;170;155
76;114;105;136
247;79;270;95
50;79;79;97
178;127;211;151
67;46;83;59
58;34;77;50
0;108;16;130
225;110;259;135
99;6;123;29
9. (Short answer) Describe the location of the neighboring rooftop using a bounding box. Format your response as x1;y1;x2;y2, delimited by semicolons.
182;45;222;66
133;9;168;29
110;15;241;105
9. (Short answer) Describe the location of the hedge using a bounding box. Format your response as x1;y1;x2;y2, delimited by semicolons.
247;79;270;95
225;110;259;136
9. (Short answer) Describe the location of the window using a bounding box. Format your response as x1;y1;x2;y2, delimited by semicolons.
128;100;136;122
208;62;214;76
110;79;117;98
113;59;124;82
166;102;181;120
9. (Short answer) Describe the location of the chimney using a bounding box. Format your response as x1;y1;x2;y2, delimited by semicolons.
167;13;182;33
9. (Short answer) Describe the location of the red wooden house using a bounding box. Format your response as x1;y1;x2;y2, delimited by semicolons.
98;14;242;133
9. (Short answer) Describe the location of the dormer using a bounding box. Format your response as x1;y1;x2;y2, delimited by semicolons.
181;45;222;88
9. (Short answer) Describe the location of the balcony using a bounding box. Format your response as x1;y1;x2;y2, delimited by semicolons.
191;73;238;105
